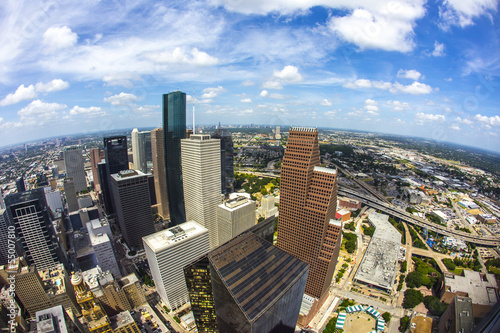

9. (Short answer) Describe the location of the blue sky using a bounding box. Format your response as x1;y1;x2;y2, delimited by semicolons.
0;0;499;151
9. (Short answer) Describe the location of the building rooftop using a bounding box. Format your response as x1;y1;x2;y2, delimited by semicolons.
82;267;102;291
110;169;146;181
142;221;208;252
220;196;253;211
208;233;309;321
36;305;68;333
120;273;140;287
39;264;67;296
313;166;337;175
110;310;135;329
444;271;498;305
355;212;401;291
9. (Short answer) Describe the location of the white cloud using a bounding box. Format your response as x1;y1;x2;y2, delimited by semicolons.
444;77;453;82
474;114;500;126
42;26;78;53
364;105;379;112
35;79;70;93
260;90;269;97
146;47;218;66
397;69;422;80
0;79;69;106
439;0;498;29
415;112;446;122
320;99;332;106
386;100;410;111
365;99;378;106
273;65;303;83
103;72;142;88
17;100;67;125
269;93;285;99
344;79;434;94
201;86;226;99
103;92;138;106
450;124;461;131
455;117;473;125
242;80;255;86
432;41;446;57
70;106;104;116
262;80;283;90
324;110;338;118
241;98;252;103
0;85;36;106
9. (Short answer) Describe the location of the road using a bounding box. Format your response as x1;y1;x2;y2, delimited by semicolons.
338;187;499;247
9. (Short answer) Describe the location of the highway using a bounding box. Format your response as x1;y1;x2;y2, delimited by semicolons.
338;187;500;247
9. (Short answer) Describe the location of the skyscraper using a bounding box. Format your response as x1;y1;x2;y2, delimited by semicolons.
15;176;26;193
131;129;152;174
163;91;187;225
276;127;341;324
212;129;234;195
181;134;221;249
5;188;66;270
216;195;255;245
64;146;87;192
143;221;209;310
0;209;9;266
102;136;129;215
184;232;309;333
151;128;169;219
90;148;104;191
110;170;155;250
86;218;121;279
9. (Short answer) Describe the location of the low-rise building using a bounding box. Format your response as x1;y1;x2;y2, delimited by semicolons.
477;214;497;224
338;197;362;210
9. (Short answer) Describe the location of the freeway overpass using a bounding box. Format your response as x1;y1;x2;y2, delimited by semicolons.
338;187;500;247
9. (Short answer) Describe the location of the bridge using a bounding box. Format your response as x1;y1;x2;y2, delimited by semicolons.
338;187;500;247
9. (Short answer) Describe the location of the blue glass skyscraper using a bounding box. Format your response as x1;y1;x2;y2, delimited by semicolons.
163;91;187;225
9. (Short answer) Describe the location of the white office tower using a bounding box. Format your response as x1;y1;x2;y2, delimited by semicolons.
86;218;121;279
181;135;221;249
131;128;152;173
257;194;279;218
143;221;209;310
216;195;256;245
44;187;63;215
63;146;86;192
276;125;281;139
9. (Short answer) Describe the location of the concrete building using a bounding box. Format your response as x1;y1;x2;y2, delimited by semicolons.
110;170;155;250
63;146;87;192
354;212;401;293
110;310;140;333
217;195;256;245
5;188;66;270
257;195;278;219
15;176;26;193
0;209;9;266
477;214;497;224
64;178;79;212
151;128;169;219
335;209;351;222
120;273;147;308
97;271;132;316
90;148;104;192
86;218;121;279
102;136;129;215
276;127;341;325
44;187;63;214
185;232;308;333
163;91;187;226
36;305;85;333
338;197;362;210
439;271;499;318
132;129;152;174
438;296;474;333
143;221;210;310
181;134;221;249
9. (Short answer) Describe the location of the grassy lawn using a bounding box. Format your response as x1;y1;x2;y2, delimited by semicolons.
452;268;464;275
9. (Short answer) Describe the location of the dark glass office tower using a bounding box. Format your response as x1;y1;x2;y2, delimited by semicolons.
212;129;234;195
104;136;129;175
4;188;66;270
16;176;26;193
163;91;186;225
101;136;129;215
185;233;308;333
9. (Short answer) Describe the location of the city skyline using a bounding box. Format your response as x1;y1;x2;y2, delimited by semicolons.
0;1;499;151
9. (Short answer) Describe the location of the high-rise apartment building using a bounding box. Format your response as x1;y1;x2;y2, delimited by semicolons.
86;218;121;279
212;129;234;195
64;146;87;192
184;232;309;333
276;127;341;324
143;221;209;310
151;128;169;219
181;134;221;248
110;170;155;250
5;188;66;270
162;91;187;225
216;195;255;245
90;148;105;192
132;129;152;174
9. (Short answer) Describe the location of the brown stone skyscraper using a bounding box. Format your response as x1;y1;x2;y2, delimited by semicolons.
276;127;341;323
151;128;169;219
90;148;105;192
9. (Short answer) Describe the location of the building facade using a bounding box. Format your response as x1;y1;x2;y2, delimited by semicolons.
64;146;87;192
184;232;308;333
143;221;209;310
151;128;169;219
162;91;187;225
211;129;234;195
90;148;105;192
110;170;155;250
216;196;255;245
181;134;221;249
87;218;121;279
132;129;152;174
276;127;341;324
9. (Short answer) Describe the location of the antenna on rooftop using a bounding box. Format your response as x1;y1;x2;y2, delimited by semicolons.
193;88;196;134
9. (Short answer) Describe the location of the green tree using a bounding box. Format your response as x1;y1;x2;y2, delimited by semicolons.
423;296;448;316
403;289;424;309
399;317;409;332
261;188;268;195
382;312;391;323
401;261;407;273
363;226;375;236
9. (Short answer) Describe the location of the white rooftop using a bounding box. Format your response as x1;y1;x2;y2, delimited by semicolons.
142;221;208;252
314;166;337;175
445;270;498;305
